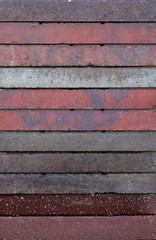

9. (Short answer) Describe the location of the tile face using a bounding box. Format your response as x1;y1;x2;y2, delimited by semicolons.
0;45;156;66
0;23;156;44
0;110;155;131
0;0;155;21
0;216;155;239
0;153;155;173
1;89;155;109
1;194;156;216
0;174;156;194
1;68;155;88
0;132;156;152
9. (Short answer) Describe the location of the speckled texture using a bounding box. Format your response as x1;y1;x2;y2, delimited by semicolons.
0;153;155;173
0;0;156;21
1;67;155;88
0;194;156;216
0;132;156;152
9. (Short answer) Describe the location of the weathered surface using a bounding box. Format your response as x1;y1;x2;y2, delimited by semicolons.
0;0;156;234
1;89;155;109
0;0;156;22
1;67;155;88
0;216;156;239
1;23;156;44
1;110;155;131
0;132;155;152
0;194;156;216
0;45;156;66
0;153;155;173
0;174;155;194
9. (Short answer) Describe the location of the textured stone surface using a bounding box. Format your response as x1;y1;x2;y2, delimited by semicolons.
0;216;155;239
0;45;156;66
0;0;156;22
1;194;156;216
0;67;156;88
0;173;156;194
0;23;156;44
0;132;156;152
0;153;155;173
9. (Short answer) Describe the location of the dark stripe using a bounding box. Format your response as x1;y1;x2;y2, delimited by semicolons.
0;194;156;216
